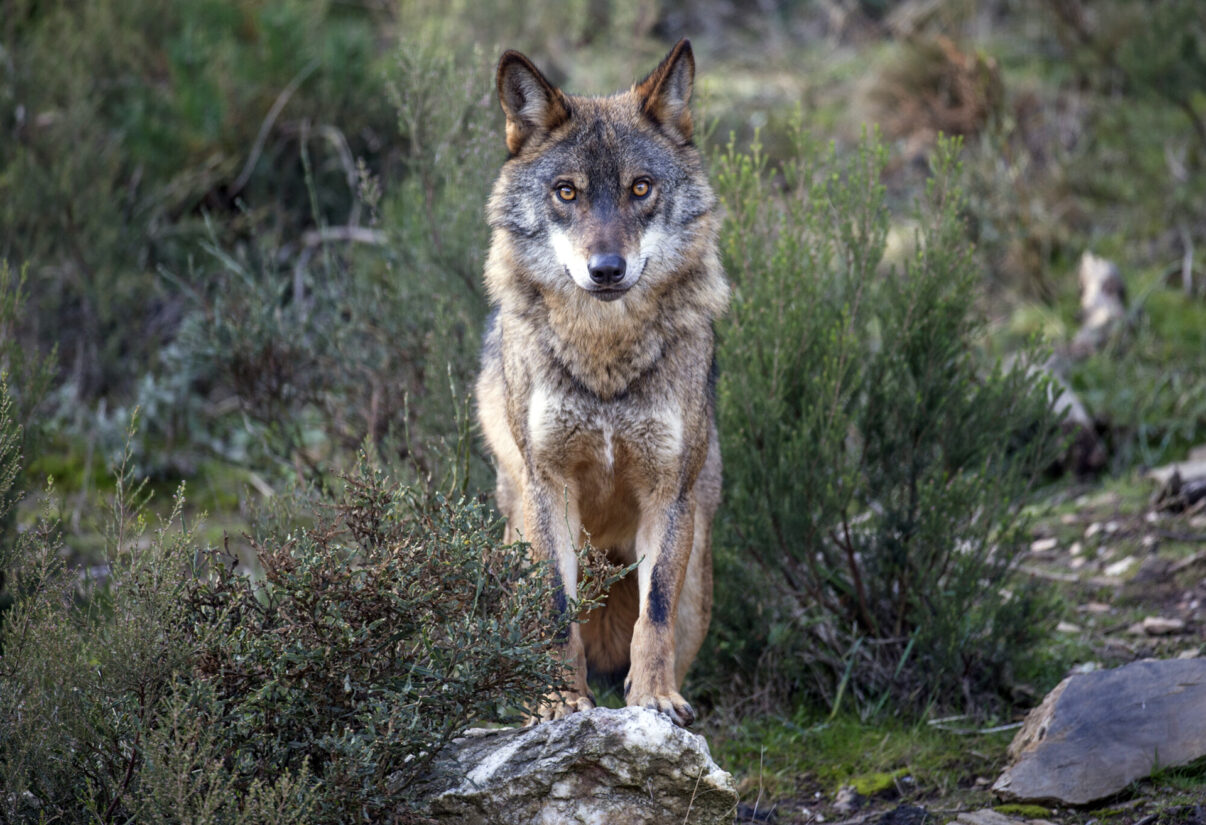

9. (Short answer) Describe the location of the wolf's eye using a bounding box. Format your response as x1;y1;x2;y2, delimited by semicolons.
631;179;651;198
555;183;576;202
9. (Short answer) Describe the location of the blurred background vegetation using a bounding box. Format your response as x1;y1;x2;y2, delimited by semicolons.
1;0;1204;819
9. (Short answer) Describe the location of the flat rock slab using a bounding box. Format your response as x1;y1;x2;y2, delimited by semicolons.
415;706;737;824
993;658;1206;805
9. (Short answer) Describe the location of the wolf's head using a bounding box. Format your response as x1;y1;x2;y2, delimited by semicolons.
486;40;717;304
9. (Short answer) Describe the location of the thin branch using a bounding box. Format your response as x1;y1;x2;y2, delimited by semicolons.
230;60;319;197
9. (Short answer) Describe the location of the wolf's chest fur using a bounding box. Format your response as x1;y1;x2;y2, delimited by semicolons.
525;379;685;554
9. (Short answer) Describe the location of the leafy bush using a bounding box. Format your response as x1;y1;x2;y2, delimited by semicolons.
0;430;598;822
705;125;1062;716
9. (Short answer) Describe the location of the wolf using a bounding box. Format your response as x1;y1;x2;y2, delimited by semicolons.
475;39;729;728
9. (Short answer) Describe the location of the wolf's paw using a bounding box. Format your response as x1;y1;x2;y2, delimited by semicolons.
527;691;595;725
626;688;695;728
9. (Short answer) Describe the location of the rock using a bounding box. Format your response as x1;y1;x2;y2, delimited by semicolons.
993;658;1206;805
1140;616;1186;635
1103;556;1136;577
1030;537;1059;553
413;707;738;824
833;785;865;814
956;810;1017;825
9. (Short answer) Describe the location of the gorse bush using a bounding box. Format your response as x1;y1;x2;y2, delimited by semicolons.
706;124;1062;715
0;422;598;822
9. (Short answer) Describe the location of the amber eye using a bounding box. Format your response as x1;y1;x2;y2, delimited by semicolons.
555;183;576;202
631;179;651;198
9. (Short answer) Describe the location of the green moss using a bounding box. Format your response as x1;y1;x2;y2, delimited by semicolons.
993;804;1052;817
852;768;910;796
706;710;1013;800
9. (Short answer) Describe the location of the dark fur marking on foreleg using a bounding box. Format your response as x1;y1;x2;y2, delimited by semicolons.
647;567;670;625
647;494;687;625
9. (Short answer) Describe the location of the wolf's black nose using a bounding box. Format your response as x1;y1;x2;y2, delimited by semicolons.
587;254;627;285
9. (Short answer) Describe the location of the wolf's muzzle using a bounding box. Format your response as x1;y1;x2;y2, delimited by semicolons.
588;254;627;286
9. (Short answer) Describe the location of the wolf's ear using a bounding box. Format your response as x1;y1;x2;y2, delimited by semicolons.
497;51;571;154
635;38;695;142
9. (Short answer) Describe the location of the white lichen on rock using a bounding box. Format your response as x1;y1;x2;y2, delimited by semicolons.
413;706;737;824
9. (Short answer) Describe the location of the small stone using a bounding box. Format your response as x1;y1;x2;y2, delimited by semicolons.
1085;522;1103;539
1056;621;1082;634
957;810;1017;825
1069;541;1084;556
833;785;865;815
1060;513;1079;525
1103;557;1135;577
1077;602;1111;614
1104;520;1121;534
1069;557;1086;570
1141;535;1158;549
1179;648;1201;659
1030;537;1059;553
1141;616;1186;635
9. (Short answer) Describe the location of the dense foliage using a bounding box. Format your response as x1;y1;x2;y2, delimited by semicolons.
705;128;1061;714
1;0;395;400
0;424;609;822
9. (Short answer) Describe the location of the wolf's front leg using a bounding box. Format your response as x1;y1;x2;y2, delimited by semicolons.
521;478;594;723
626;489;697;727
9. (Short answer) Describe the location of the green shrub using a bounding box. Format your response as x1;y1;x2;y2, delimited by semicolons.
1;0;394;398
705;125;1062;716
172;39;496;486
0;428;604;822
